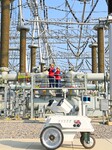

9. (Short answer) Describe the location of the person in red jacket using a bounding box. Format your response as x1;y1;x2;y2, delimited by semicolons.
48;63;55;87
54;67;61;87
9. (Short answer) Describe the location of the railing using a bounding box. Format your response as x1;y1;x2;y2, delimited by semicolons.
32;74;86;90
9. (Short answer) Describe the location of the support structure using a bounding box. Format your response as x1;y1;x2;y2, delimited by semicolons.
18;27;29;73
0;0;11;68
29;45;38;72
89;43;98;84
94;25;107;73
89;43;98;73
40;62;45;72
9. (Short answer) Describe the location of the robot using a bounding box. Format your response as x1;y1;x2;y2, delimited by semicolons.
40;97;96;150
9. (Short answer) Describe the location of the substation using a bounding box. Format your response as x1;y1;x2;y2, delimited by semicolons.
0;0;112;149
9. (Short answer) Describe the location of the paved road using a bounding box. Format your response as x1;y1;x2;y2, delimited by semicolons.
0;138;112;150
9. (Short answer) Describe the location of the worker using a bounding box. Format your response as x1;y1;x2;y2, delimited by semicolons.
54;67;61;87
48;63;55;87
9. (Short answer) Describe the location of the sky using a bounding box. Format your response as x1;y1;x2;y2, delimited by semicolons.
44;0;108;19
38;0;108;71
9;0;109;72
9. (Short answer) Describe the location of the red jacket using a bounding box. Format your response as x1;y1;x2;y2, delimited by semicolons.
55;70;61;80
48;67;55;77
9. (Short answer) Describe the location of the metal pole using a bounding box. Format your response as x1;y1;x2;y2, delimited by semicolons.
18;0;24;27
108;0;112;120
109;23;112;117
31;75;34;119
34;0;43;63
4;85;8;117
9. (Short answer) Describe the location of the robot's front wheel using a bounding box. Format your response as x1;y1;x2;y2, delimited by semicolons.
40;126;64;150
80;135;95;149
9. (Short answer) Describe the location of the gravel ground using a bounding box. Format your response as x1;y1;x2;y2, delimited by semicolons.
93;124;112;139
0;121;112;139
0;121;43;139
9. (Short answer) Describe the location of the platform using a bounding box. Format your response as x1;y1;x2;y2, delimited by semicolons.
0;138;112;150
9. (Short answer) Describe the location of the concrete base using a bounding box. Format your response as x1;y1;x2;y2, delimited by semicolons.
0;139;112;150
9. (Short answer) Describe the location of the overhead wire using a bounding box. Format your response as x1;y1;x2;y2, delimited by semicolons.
84;0;99;23
85;59;92;71
65;0;80;23
11;0;107;71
